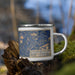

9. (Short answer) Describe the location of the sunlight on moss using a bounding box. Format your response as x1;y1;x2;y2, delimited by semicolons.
0;66;7;74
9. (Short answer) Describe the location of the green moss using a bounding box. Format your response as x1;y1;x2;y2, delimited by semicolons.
55;62;75;75
54;41;75;64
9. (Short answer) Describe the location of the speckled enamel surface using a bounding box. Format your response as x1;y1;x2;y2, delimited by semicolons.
18;30;51;58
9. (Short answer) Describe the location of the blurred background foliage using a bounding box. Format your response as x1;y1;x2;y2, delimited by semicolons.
55;62;75;75
0;0;75;75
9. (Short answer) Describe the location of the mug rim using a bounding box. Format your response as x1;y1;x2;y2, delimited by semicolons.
18;24;54;27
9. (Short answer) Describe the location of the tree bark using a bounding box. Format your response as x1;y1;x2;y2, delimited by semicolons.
2;40;58;75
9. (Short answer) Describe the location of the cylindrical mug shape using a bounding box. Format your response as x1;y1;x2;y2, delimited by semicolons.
18;24;53;61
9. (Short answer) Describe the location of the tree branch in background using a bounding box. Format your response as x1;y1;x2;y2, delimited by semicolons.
59;0;65;34
72;11;75;32
49;0;56;32
69;11;75;41
10;0;18;40
36;0;39;24
66;0;73;36
49;0;54;24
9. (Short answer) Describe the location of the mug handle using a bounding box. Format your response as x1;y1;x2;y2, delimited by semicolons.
53;33;67;56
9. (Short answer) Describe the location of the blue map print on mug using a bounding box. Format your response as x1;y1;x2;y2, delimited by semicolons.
18;30;51;57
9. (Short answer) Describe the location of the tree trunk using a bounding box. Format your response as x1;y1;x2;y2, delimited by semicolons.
2;41;58;75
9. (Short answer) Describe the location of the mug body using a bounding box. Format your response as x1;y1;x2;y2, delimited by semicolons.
18;24;54;61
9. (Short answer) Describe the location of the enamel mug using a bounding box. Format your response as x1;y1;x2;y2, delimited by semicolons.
18;24;67;61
